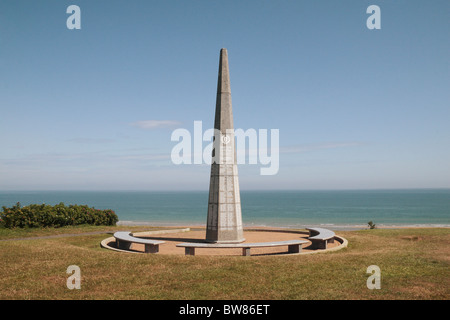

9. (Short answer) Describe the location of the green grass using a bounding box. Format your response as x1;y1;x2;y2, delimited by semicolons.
0;226;449;300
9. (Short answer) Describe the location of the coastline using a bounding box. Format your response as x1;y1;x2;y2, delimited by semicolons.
117;220;450;231
3;190;449;232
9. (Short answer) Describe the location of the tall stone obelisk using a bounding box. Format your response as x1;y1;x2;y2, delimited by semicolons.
205;48;245;243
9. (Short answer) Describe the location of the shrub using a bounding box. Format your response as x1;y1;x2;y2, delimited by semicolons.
0;202;118;228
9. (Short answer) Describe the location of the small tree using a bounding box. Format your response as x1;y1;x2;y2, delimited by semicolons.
368;221;376;229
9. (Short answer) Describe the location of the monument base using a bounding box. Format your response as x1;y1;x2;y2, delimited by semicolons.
205;238;246;244
205;228;245;244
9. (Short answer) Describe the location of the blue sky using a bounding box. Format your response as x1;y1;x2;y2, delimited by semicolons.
0;0;449;190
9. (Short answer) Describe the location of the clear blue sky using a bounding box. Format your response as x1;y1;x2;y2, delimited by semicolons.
0;0;449;190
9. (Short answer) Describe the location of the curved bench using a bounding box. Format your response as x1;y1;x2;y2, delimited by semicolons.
114;231;165;253
176;240;308;256
306;227;335;250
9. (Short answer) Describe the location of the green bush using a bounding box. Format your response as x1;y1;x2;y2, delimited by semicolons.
0;202;118;228
367;221;377;229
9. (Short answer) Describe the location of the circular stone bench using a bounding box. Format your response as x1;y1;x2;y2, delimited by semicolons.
306;227;335;250
176;239;308;256
113;231;165;253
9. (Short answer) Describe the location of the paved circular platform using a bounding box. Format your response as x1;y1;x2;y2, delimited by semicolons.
101;227;348;256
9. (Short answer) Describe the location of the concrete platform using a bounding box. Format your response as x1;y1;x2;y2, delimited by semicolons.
100;227;348;256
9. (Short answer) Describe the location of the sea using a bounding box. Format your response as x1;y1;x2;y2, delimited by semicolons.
0;189;449;230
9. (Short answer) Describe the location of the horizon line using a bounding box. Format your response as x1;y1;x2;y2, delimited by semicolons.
1;187;449;193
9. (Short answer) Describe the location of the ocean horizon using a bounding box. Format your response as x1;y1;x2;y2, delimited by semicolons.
0;189;449;230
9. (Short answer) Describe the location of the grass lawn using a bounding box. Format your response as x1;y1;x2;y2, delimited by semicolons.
0;226;448;300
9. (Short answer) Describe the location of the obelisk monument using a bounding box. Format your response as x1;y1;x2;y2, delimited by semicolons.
205;48;245;243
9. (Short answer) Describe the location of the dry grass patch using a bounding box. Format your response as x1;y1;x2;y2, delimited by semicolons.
0;227;449;300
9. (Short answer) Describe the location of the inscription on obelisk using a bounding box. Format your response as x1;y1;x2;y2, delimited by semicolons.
205;48;245;243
